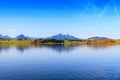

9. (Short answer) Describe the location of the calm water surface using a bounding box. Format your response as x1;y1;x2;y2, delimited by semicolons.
0;45;120;80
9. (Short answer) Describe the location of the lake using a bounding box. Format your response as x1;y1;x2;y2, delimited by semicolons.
0;44;120;80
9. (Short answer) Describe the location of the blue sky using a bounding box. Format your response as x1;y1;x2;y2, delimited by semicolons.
0;0;120;38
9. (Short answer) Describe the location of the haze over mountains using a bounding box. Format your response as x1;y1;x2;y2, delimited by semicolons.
0;34;110;40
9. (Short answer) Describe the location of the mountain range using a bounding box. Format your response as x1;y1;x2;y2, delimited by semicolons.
0;34;33;40
0;34;11;39
0;34;109;40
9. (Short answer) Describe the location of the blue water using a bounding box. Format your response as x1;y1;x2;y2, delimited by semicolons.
0;45;120;80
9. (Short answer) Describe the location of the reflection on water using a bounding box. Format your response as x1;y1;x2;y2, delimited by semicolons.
0;45;32;53
0;44;116;54
0;44;120;80
0;44;115;53
35;44;80;53
16;45;31;53
0;45;10;53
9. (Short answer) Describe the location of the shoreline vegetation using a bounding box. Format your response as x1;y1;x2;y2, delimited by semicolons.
0;39;120;46
0;34;120;46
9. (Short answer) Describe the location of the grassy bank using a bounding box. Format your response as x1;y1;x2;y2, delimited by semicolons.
0;39;119;46
0;40;33;45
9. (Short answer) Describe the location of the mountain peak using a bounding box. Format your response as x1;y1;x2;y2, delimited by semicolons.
47;34;81;40
18;34;24;36
58;33;62;35
16;34;26;39
16;34;33;40
4;35;10;39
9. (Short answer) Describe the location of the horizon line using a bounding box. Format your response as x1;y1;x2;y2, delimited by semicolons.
0;33;119;39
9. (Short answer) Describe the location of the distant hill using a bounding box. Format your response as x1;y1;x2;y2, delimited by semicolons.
47;34;81;40
0;34;11;39
4;35;11;39
88;37;109;40
0;34;4;39
16;34;33;40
